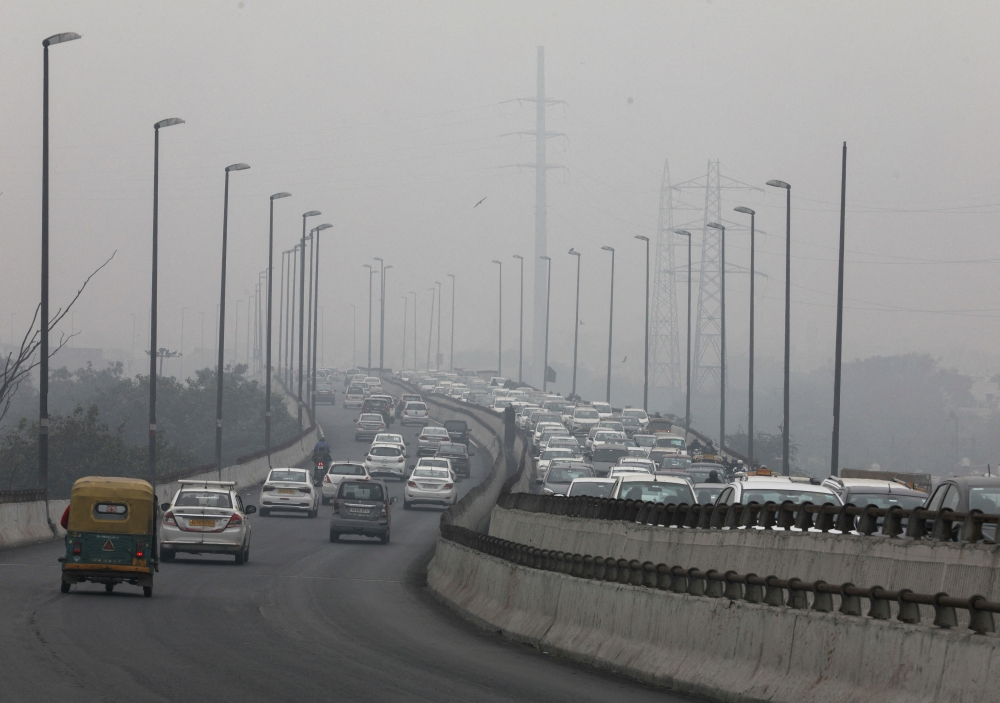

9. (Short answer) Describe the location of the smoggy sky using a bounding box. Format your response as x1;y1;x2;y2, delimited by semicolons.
3;1;1000;399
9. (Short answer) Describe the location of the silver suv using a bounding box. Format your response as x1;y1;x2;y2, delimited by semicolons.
329;479;397;544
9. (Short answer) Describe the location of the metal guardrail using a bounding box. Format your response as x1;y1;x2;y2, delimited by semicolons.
0;488;45;504
496;492;1000;543
440;523;1000;634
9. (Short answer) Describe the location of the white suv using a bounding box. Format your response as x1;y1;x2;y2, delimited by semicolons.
365;442;407;481
569;406;601;435
160;480;255;564
401;401;429;426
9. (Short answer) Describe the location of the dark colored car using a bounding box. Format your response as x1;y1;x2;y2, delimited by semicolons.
329;479;396;544
618;416;642;437
436;442;474;477
443;419;470;445
315;382;335;405
361;397;392;425
922;477;1000;541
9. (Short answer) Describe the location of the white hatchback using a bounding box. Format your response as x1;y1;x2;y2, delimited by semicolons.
259;468;320;518
401;401;429;426
365;442;407;481
321;462;369;504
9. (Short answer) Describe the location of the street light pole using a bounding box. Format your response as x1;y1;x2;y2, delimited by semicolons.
374;257;385;377
40;31;81;509
364;264;375;374
180;307;187;380
215;163;250;478
635;235;650;411
401;295;408;372
350;303;356;368
447;273;455;372
831;143;848;478
435;281;442;370
539;256;552;391
148;117;184;498
426;287;435;371
311;224;332;420
601;246;615;403
674;230;693;439
734;207;756;464
568;248;581;399
305;234;315;403
266;192;291;464
298;210;321;429
491;261;502;377
410;291;417;371
278;250;286;382
767;179;792;475
707;222;726;455
512;255;523;383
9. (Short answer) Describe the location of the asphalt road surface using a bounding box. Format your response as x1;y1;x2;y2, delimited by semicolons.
0;401;693;703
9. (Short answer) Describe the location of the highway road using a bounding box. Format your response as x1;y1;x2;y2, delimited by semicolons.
0;401;692;703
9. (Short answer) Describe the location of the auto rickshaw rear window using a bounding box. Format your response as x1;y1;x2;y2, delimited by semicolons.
93;502;129;521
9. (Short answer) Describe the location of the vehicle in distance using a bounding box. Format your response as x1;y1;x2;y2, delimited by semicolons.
611;474;697;504
260;468;320;517
321;462;369;504
569;406;601;434
537;464;595;496
589;445;630;477
160;480;255;565
372;433;407;455
591;402;613;420
344;385;366;408
405;465;457;509
355;413;387;441
566;477;619;498
401;401;429;426
714;477;843;507
443;419;470;445
821;477;927;511
617;415;642;437
537;447;580;477
330;479;396;544
396;393;422;418
436;441;473;477
365;443;407;481
417;426;450;455
315;381;336;404
620;407;650;430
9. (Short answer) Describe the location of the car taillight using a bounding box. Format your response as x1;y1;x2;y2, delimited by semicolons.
72;541;81;555
379;423;386;429
226;513;243;528
262;485;275;492
357;423;363;428
135;544;145;558
397;456;404;462
444;483;454;489
407;480;417;487
324;474;331;483
333;499;340;510
367;455;373;461
380;502;388;517
163;511;177;526
297;487;311;493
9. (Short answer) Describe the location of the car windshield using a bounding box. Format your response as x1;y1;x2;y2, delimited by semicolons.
847;492;925;510
541;449;573;460
375;434;402;443
695;486;724;505
494;400;511;407
620;417;640;426
339;482;385;501
567;480;617;497
412;468;450;479
592;403;611;413
535;414;561;424
619;482;695;504
688;467;724;483
424;427;449;437
547;467;593;483
623;409;648;419
347;387;364;394
575;409;599;418
438;445;467;456
360;414;383;422
740;488;838;505
269;469;308;483
656;437;686;448
593;447;628;462
420;459;450;469
370;446;401;456
329;464;366;475
968;487;1000;513
175;491;232;508
407;403;427;411
659;456;692;470
444;421;468;431
634;436;655;447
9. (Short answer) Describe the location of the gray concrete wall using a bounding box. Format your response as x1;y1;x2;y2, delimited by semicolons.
489;506;1000;602
428;537;1000;703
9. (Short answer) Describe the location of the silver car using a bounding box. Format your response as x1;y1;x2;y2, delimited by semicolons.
329;479;396;544
160;480;255;564
321;462;369;504
417;426;450;456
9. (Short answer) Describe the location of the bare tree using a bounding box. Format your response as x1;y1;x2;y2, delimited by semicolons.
0;252;116;424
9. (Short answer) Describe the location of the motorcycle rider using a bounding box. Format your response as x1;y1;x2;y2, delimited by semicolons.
311;438;332;485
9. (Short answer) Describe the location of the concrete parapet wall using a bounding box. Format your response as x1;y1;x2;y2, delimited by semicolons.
489;506;1000;602
428;537;1000;703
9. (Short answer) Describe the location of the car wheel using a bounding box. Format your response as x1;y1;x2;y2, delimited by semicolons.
260;508;270;517
161;548;175;562
380;530;390;545
60;580;70;594
143;586;153;598
243;544;250;563
329;530;339;542
235;549;245;565
105;583;114;594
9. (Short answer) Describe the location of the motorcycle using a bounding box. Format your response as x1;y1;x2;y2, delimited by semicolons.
313;461;328;487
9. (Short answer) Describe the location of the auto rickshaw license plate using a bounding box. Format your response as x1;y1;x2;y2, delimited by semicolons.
278;489;295;494
189;518;216;527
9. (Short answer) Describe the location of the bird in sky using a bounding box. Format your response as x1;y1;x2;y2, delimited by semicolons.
622;356;628;363
474;197;486;208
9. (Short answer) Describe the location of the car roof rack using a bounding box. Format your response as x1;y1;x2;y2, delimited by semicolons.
178;480;236;487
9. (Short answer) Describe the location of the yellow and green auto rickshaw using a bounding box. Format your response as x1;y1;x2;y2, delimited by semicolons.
59;477;158;597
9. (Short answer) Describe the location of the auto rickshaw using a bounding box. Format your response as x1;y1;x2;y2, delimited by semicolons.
59;477;158;597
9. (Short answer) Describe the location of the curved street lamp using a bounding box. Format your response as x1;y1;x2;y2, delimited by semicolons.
600;246;615;404
767;179;792;474
264;192;291;465
734;206;756;464
491;261;502;377
634;235;650;411
568;248;581;398
512;255;524;382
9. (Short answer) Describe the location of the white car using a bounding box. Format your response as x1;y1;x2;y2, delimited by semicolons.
417;425;450;456
611;474;697;504
621;407;650;431
569;406;601;435
373;433;407;455
587;430;627;452
365;442;407;481
591;402;613;420
364;376;382;390
401;401;429;426
546;436;583;455
566;477;619;498
259;468;321;517
160;480;254;564
492;397;513;415
321;462;369;504
536;447;580;478
403;464;458;510
608;465;653;479
616;458;658;474
344;385;366;408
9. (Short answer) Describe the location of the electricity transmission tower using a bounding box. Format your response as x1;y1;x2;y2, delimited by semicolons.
670;161;760;394
650;160;682;395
